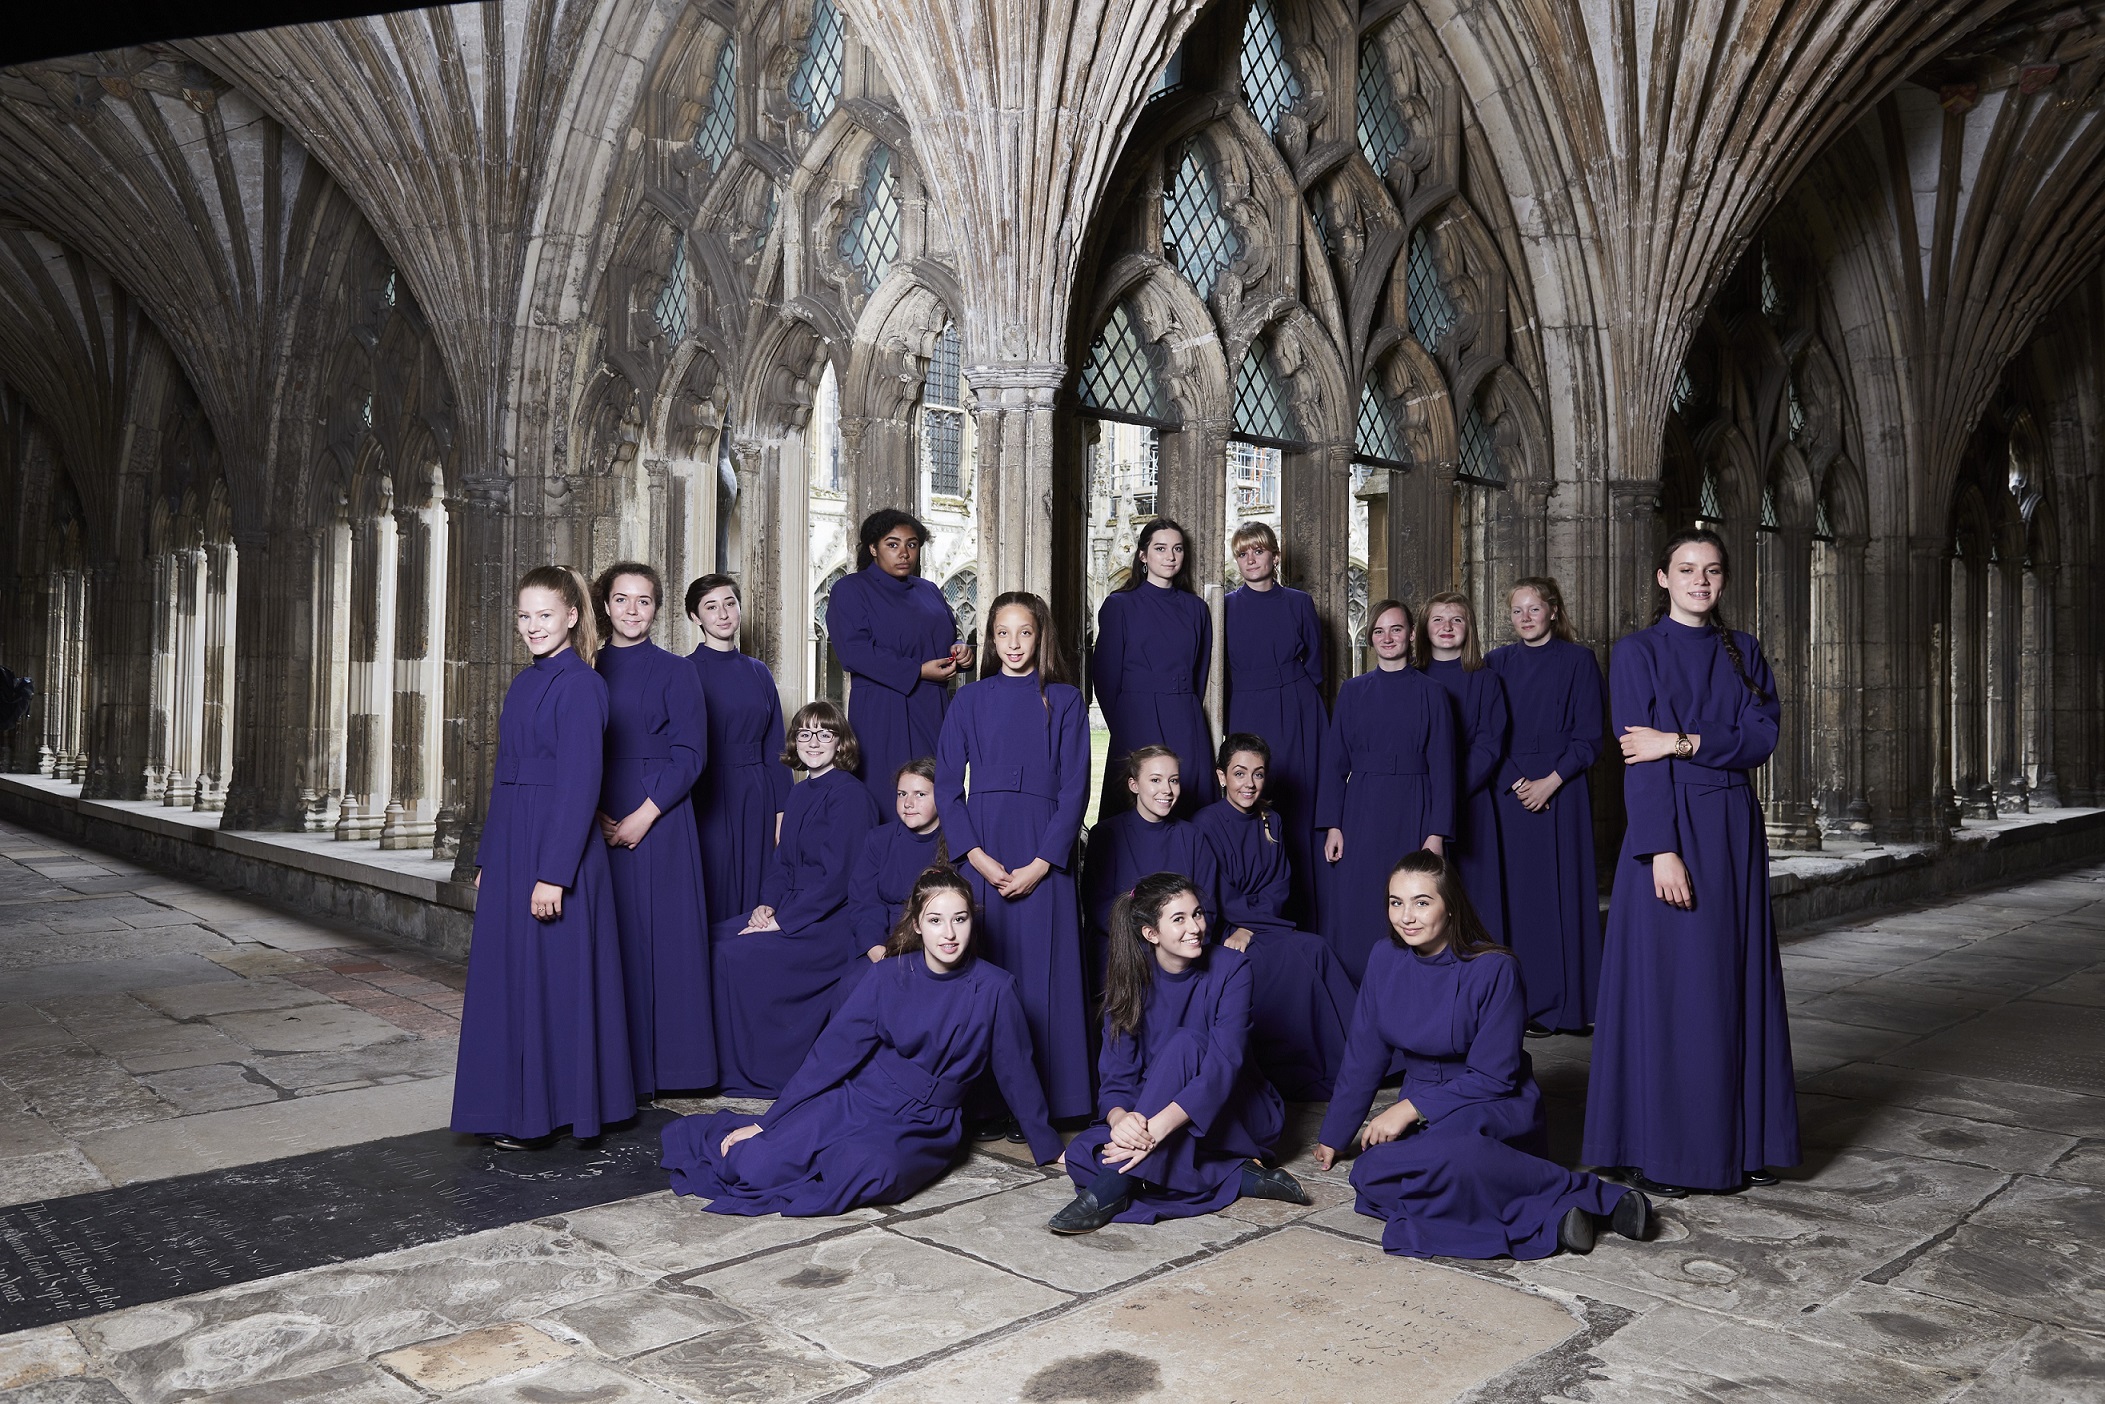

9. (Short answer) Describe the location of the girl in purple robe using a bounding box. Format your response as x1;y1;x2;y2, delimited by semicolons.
1223;521;1327;917
1192;734;1357;1101
825;509;966;812
937;591;1093;1121
685;574;793;925
1315;600;1456;983
452;566;633;1150
847;756;950;963
1082;746;1222;995
1091;518;1217;818
1315;851;1652;1258
663;867;1062;1216
1417;592;1510;942
711;699;882;1097
1051;873;1309;1233
594;563;714;1096
1485;577;1605;1035
1583;529;1799;1197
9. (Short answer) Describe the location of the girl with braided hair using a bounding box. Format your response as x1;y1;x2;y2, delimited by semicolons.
1582;529;1799;1197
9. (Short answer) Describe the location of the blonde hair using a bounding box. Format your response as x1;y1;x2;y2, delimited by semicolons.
1230;521;1279;558
517;565;599;664
1413;591;1485;670
1507;576;1576;643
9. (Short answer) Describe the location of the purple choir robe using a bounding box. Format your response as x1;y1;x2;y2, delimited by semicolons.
1224;583;1328;919
710;766;882;1097
1319;939;1624;1259
661;953;1061;1216
1091;584;1218;817
1313;666;1457;983
597;640;715;1094
688;647;792;925
825;564;958;811
847;821;950;953
452;649;634;1139
937;671;1093;1119
1582;618;1799;1191
1425;659;1511;942
1485;638;1605;1029
1190;800;1357;1101
1081;809;1221;997
1066;945;1284;1222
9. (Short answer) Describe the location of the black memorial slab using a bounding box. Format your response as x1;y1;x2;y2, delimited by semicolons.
0;1109;677;1333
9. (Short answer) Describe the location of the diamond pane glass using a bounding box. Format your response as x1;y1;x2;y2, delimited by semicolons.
1080;302;1172;423
1761;245;1784;321
1240;0;1301;137
694;38;736;173
1407;228;1456;347
1357;373;1409;467
1787;379;1806;440
1698;465;1724;520
1164;145;1240;303
1234;343;1300;444
382;266;397;307
1672;366;1696;416
839;145;901;294
789;0;844;132
1815;498;1834;540
652;233;690;341
1458;402;1503;485
1356;37;1409;175
1760;487;1780;531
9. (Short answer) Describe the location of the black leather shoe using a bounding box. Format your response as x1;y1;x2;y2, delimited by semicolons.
1048;1189;1127;1235
572;1134;603;1150
1524;1022;1554;1039
1625;1171;1688;1199
488;1133;557;1152
971;1118;1017;1143
1612;1190;1655;1241
1744;1169;1779;1187
1242;1163;1313;1205
1005;1125;1030;1144
1557;1205;1597;1254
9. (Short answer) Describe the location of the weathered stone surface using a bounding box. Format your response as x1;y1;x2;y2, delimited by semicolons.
190;1361;424;1403
250;1039;456;1095
0;1327;88;1390
374;1323;573;1394
1581;1301;1975;1401
8;955;240;1002
1890;1174;2105;1332
1946;1324;2105;1403
1798;1098;2079;1173
439;1358;690;1403
0;1148;113;1207
878;1152;1042;1214
136;978;334;1021
138;1063;284;1114
1880;1002;2105;1096
537;1287;748;1358
625;1325;867;1403
1799;1064;2105;1138
207;1004;410;1055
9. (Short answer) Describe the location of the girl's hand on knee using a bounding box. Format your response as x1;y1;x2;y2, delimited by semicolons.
719;1124;762;1156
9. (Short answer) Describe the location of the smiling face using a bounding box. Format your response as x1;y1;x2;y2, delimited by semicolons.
1658;541;1728;621
1234;540;1277;585
605;574;657;645
516;586;576;658
992;603;1038;675
916;889;974;970
1426;601;1469;658
1510;587;1554;644
895;770;938;833
1141;888;1208;971
874;528;922;579
1142;527;1185;586
1386;869;1451;957
1218;750;1268;813
795;722;840;774
691;585;741;646
1128;754;1182;820
1370;605;1412;665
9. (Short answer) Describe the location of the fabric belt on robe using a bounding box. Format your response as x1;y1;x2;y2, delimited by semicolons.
1229;663;1303;689
716;741;769;766
495;756;560;786
1665;758;1750;792
866;1044;969;1109
1348;754;1429;777
1119;680;1194;696
968;764;1059;800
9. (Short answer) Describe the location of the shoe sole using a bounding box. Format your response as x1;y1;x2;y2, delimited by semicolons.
1613;1193;1656;1241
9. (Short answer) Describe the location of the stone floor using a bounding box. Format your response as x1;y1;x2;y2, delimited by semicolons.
0;819;2100;1403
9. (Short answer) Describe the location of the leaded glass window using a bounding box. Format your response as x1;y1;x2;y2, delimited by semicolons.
1164;144;1240;304
839;145;901;294
1356;37;1409;176
921;322;965;499
1760;487;1780;532
381;266;397;308
1406;227;1456;348
1698;465;1724;521
1814;498;1834;541
694;39;736;173
360;391;374;428
1760;245;1784;322
1233;342;1301;445
1457;401;1503;485
1240;0;1301;137
1356;372;1410;468
652;233;690;341
1787;379;1805;441
1672;366;1697;416
789;0;844;132
1079;302;1174;425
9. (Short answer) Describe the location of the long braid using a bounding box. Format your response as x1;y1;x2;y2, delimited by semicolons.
1710;604;1767;700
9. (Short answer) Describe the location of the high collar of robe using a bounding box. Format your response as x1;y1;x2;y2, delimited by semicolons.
598;639;660;667
1405;940;1460;968
532;648;588;675
804;766;851;791
990;670;1040;686
862;562;920;593
902;822;942;845
911;951;971;982
1655;615;1722;643
1154;950;1207;983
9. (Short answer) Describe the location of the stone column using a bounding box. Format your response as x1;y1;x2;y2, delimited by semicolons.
1951;551;1993;819
1285;440;1355;699
57;570;89;782
306;520;352;832
222;526;318;832
145;551;174;802
383;502;447;849
194;539;236;812
1607;479;1665;647
165;545;208;808
444;477;513;880
1813;533;1872;835
81;556;155;802
338;511;399;840
1861;535;1952;842
1755;524;1819;849
969;364;1066;603
1989;552;2027;814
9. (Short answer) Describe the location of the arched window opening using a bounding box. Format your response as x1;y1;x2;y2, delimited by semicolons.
1356;37;1409;177
1356;374;1410;470
1760;244;1785;323
1786;380;1806;442
1759;487;1780;533
840;146;902;295
1079;302;1175;427
693;38;736;173
1454;397;1507;629
1672;366;1698;417
1697;464;1725;527
1227;342;1303;582
789;0;844;131
805;361;849;706
1164;144;1240;304
1080;300;1174;643
943;567;980;675
920;321;967;502
652;234;690;342
813;563;849;705
1239;0;1301;138
1406;228;1456;348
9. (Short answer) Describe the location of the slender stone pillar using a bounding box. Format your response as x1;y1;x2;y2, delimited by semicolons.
1756;523;1819;849
338;511;399;841
383;501;447;849
444;479;513;880
1989;552;2027;814
194;539;236;812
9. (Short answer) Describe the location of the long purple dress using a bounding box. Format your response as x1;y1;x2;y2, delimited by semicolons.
1224;583;1327;917
1091;585;1217;817
937;671;1092;1119
1485;638;1605;1029
710;766;882;1097
1065;946;1283;1223
1582;618;1799;1191
825;564;958;811
1425;659;1510;942
1320;939;1625;1259
661;954;1061;1215
1313;666;1457;983
847;820;949;952
597;640;715;1094
452;649;634;1139
1190;800;1357;1101
1081;809;1221;995
688;646;792;925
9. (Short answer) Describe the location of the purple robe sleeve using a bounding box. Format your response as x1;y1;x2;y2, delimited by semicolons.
1097;1020;1145;1116
1082;821;1119;934
1313;687;1350;831
1465;673;1508;797
1317;971;1393;1149
1295;591;1325;691
772;784;877;932
1090;596;1124;716
1408;955;1528;1123
1192;593;1214;698
934;699;983;858
1697;634;1782;770
1612;636;1679;860
1552;648;1606;784
642;659;709;812
989;978;1063;1164
1189;833;1224;938
763;679;793;813
848;829;890;950
1423;677;1457;839
1170;957;1253;1136
537;672;607;889
826;574;928;699
758;799;796;909
1037;689;1090;869
760;971;883;1128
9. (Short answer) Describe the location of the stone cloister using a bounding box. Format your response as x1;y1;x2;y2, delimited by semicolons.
1;0;2102;882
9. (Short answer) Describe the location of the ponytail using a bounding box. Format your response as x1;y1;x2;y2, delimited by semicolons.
1102;872;1200;1043
518;564;599;664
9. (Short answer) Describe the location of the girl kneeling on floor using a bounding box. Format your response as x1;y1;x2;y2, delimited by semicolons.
1051;872;1309;1234
664;867;1062;1216
1314;851;1655;1258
